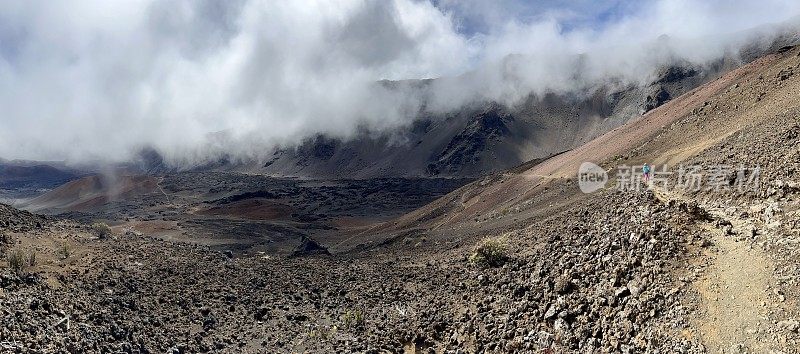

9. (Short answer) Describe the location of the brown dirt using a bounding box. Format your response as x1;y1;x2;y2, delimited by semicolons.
196;199;295;221
696;225;778;353
653;186;793;353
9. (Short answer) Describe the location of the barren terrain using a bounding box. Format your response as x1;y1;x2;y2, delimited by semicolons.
1;42;800;354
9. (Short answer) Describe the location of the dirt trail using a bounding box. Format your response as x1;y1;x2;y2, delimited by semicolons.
650;186;788;353
696;219;778;353
156;177;173;206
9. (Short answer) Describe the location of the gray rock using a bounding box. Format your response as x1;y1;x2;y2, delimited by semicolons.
544;305;559;319
777;319;799;333
554;318;570;337
536;331;553;348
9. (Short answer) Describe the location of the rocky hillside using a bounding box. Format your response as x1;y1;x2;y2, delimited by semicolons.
0;203;47;233
0;187;707;353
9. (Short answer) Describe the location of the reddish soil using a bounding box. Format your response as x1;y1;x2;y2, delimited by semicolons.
23;175;159;212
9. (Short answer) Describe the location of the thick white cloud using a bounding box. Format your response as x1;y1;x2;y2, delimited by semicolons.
0;0;472;165
0;0;798;165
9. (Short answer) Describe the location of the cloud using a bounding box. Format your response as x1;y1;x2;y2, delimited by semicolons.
0;0;798;166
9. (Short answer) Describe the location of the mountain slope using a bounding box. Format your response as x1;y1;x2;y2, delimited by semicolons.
0;160;83;201
322;43;800;352
359;46;798;238
20;175;159;213
257;33;799;179
260;70;708;178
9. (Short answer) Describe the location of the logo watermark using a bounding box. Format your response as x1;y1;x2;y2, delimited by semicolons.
578;163;761;193
578;162;608;193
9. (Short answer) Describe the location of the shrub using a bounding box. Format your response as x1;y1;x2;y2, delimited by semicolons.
90;222;112;239
58;241;71;260
7;248;36;273
307;324;337;341
469;236;509;267
7;249;26;273
28;250;36;267
0;233;10;255
341;308;365;331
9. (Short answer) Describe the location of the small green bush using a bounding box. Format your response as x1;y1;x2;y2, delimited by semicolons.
90;222;112;239
341;308;365;331
469;236;509;267
58;241;71;260
307;324;337;341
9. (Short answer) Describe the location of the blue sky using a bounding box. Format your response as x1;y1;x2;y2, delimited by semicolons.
433;0;651;35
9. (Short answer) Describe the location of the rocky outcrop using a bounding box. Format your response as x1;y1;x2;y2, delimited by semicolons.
291;235;330;257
